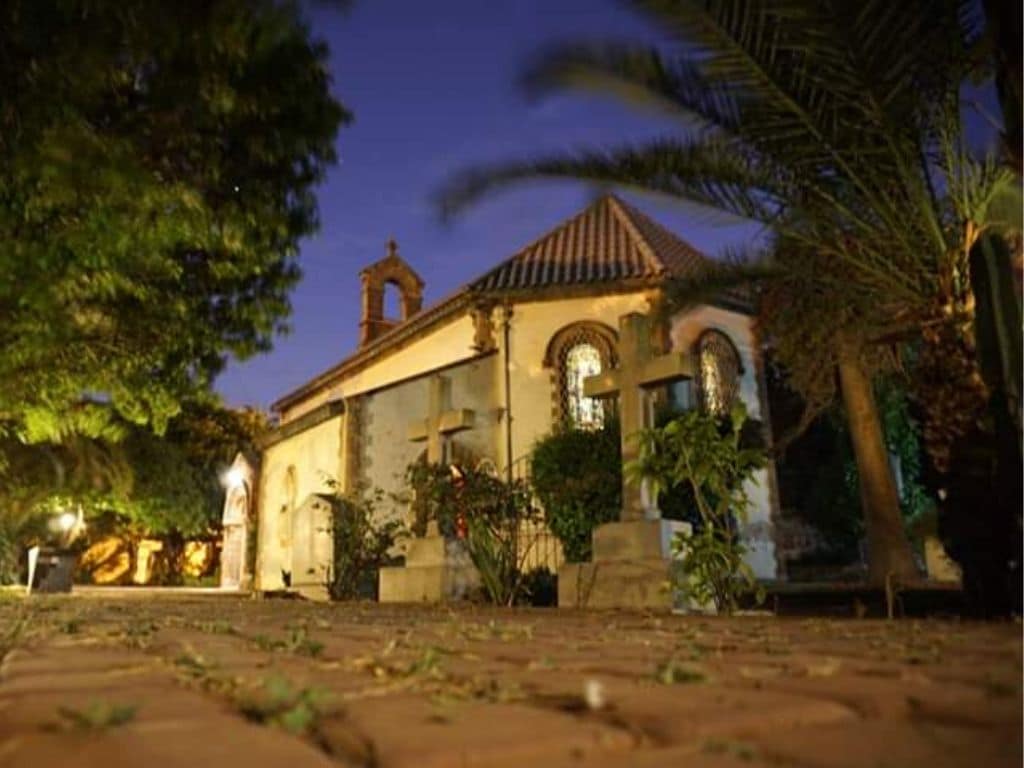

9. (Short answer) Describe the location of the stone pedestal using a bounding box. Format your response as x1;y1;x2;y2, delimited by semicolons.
558;519;695;610
378;534;480;603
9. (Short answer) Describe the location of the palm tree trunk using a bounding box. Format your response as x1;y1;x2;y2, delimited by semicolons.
836;346;919;584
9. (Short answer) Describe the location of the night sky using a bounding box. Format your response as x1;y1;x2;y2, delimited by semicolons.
213;0;763;409
213;0;993;411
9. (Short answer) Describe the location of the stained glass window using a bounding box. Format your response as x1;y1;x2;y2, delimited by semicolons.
565;342;604;429
697;330;742;415
547;322;617;428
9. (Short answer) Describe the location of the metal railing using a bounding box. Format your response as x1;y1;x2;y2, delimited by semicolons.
509;453;565;574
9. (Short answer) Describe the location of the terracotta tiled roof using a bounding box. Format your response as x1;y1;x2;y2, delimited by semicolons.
470;194;709;291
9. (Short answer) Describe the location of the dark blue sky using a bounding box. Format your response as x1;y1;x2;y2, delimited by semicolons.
214;0;995;410
214;0;762;409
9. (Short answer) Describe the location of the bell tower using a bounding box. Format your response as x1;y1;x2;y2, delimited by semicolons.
359;239;425;347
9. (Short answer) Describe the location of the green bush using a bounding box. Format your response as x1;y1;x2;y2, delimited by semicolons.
530;422;621;562
406;463;540;605
324;487;405;601
630;403;766;614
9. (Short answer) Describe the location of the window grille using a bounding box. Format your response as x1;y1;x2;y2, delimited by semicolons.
696;330;742;415
547;323;618;429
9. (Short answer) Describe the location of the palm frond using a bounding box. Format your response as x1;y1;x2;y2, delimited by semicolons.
522;42;739;132
628;0;965;250
436;136;783;223
663;251;780;313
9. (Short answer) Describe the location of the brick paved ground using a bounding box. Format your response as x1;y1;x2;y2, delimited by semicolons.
0;593;1019;767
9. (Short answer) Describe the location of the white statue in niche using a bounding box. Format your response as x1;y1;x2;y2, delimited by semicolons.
220;453;256;590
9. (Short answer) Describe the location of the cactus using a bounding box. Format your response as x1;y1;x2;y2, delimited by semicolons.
943;232;1024;616
970;232;1022;439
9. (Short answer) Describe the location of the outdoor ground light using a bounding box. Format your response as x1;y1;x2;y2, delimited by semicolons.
57;511;77;532
50;508;84;548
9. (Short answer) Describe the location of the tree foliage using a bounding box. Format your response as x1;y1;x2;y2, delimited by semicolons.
0;0;348;440
778;379;934;565
0;400;267;583
114;402;269;538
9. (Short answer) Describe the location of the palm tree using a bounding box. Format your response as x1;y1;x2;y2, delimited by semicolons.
438;0;1018;584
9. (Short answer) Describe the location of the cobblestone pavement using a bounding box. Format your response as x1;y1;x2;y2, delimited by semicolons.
0;594;1019;767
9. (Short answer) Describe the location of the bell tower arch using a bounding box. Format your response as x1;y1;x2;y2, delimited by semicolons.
359;238;424;346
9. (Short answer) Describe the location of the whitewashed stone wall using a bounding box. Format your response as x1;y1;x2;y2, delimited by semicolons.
256;415;343;590
353;355;503;525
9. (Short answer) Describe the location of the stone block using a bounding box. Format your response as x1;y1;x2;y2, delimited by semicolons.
558;559;676;610
558;519;712;611
591;519;690;561
379;534;479;603
404;536;447;567
404;535;474;568
378;563;479;603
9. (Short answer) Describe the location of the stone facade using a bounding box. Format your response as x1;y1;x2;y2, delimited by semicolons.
350;355;504;521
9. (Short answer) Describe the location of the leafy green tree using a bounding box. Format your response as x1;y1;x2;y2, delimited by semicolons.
113;403;268;582
0;429;139;582
0;401;267;583
438;0;1018;585
0;0;348;442
778;379;933;567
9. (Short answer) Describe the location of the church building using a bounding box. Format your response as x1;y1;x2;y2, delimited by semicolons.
254;194;780;597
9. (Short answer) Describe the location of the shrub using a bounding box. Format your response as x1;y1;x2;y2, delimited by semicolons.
323;486;405;601
630;403;766;614
530;421;621;562
403;461;460;537
406;463;540;605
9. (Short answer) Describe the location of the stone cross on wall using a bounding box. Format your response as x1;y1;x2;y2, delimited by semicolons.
584;312;694;522
407;374;475;464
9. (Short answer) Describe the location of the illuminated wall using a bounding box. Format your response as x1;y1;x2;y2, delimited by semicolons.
256;414;344;590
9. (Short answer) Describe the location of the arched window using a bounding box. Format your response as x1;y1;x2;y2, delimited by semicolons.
544;322;618;429
696;329;743;416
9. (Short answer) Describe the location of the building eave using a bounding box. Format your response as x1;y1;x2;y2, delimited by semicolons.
260;399;346;447
271;289;473;413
